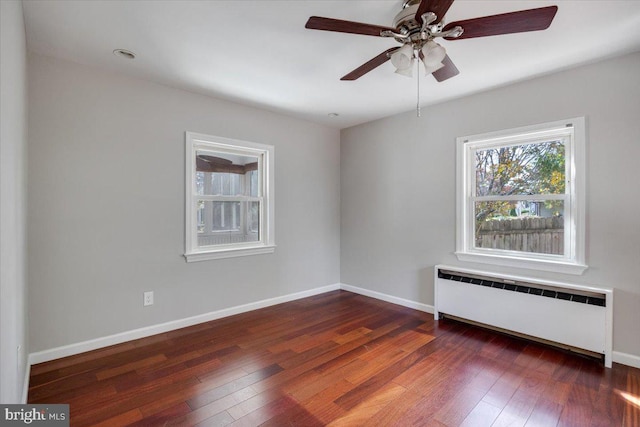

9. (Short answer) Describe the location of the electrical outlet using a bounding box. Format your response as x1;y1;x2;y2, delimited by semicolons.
143;291;154;306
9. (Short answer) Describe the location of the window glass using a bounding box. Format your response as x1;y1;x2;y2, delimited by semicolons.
474;200;565;255
475;141;565;197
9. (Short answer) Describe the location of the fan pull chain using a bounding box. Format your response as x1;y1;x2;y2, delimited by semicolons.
416;56;421;117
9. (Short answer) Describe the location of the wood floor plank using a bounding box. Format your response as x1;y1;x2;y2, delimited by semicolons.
287;359;367;402
312;321;405;374
343;350;407;386
72;375;201;427
371;388;426;426
557;400;594;427
331;326;371;345
226;389;287;421
140;369;247;417
195;410;235;427
127;402;192;427
257;404;325;427
622;370;640;427
541;378;572;406
53;340;171;378
89;408;143;427
432;385;487;426
186;364;283;410
524;397;564;427
336;342;433;410
249;321;406;395
29;341;138;377
26;290;639;426
227;394;300;426
167;386;257;426
491;382;544;427
72;355;224;416
459;400;503;427
295;379;352;425
389;392;446;426
28;371;108;402
397;362;479;424
481;364;527;409
326;381;407;426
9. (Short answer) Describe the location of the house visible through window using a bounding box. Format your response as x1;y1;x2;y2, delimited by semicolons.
456;118;586;274
185;132;274;262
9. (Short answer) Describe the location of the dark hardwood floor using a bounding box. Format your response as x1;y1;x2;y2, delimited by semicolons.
28;290;640;426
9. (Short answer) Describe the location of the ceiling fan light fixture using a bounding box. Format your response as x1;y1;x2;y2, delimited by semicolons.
390;43;414;70
394;60;414;77
420;41;446;67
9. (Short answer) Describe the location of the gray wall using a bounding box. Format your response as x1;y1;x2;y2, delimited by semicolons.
341;52;640;358
27;54;341;352
1;0;29;403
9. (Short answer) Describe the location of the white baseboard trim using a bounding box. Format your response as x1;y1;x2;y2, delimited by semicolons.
28;283;341;365
339;283;434;314
613;351;640;369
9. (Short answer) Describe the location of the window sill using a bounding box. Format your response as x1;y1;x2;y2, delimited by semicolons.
185;245;276;262
454;251;588;275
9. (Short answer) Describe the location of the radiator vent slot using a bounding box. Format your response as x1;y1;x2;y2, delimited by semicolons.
438;270;606;307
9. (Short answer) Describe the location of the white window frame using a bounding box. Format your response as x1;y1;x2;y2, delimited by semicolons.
185;132;275;262
455;117;587;275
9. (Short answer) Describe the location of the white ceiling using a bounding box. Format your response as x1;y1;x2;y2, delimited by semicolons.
22;1;640;129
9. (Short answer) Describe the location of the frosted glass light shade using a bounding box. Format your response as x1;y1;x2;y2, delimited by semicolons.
421;41;446;67
390;44;414;70
395;60;414;77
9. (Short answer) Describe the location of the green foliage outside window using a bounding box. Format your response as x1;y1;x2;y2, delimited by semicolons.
474;140;565;231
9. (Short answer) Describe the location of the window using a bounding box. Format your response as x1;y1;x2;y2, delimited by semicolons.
456;118;586;274
185;132;274;262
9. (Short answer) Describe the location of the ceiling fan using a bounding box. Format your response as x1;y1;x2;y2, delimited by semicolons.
305;0;558;82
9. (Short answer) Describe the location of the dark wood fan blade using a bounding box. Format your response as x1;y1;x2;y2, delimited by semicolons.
443;6;558;40
416;0;455;24
305;16;396;37
341;47;399;81
432;55;459;82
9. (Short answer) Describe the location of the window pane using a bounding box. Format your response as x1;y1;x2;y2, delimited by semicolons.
475;200;564;255
197;200;205;233
249;170;259;197
211;201;240;231
210;172;242;196
196;172;205;196
195;150;258;196
196;200;260;247
249;201;259;233
475;140;565;196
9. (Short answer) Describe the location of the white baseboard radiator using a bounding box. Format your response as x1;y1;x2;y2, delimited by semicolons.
434;265;613;367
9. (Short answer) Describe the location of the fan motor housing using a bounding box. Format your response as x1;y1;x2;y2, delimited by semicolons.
393;1;445;44
393;3;421;33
